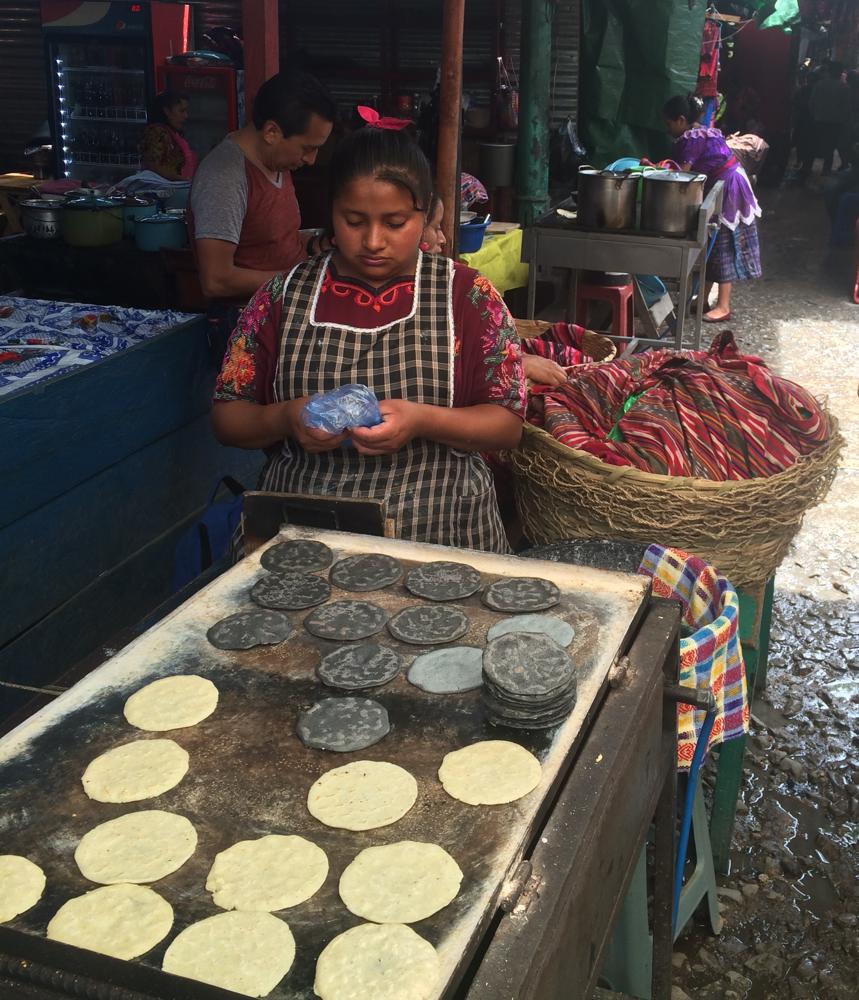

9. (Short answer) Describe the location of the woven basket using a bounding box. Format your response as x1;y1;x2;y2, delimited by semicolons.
511;416;843;590
513;318;617;363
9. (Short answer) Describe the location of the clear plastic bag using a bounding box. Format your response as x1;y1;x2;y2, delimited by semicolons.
301;383;382;435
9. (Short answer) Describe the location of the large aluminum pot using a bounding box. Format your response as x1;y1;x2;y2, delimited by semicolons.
61;196;123;247
19;199;61;240
640;170;707;236
576;166;638;230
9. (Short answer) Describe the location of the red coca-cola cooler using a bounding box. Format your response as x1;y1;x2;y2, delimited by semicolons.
158;64;244;160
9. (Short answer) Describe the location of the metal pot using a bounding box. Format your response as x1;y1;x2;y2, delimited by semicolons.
576;166;638;230
19;199;61;240
61;196;123;247
134;212;188;252
112;195;157;236
640;171;707;237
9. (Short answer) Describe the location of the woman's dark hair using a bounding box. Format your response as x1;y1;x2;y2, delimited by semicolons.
663;94;704;124
328;127;433;213
252;70;337;136
150;90;188;125
427;190;443;219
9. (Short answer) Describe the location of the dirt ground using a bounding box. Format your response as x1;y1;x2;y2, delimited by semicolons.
668;182;859;999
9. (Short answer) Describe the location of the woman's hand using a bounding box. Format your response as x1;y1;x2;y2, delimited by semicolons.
284;397;351;453
349;399;424;456
523;354;567;387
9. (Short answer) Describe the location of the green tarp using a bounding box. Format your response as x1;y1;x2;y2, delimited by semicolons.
579;0;707;167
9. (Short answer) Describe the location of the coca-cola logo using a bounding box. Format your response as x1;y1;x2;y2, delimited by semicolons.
182;76;218;90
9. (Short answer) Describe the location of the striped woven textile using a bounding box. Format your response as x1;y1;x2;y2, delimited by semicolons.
536;331;830;479
637;544;749;769
522;321;592;368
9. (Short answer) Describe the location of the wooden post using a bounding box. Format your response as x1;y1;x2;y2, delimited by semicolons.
436;0;465;257
242;0;280;110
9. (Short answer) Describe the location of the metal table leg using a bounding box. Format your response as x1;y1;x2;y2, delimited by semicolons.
526;246;538;319
674;252;690;350
694;248;707;350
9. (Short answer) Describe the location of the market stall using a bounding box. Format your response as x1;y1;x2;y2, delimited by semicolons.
0;525;680;1000
0;296;261;719
522;181;724;350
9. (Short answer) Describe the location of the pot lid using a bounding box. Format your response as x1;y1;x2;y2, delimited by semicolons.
64;196;118;209
119;194;155;207
138;212;184;224
21;198;58;208
645;171;706;183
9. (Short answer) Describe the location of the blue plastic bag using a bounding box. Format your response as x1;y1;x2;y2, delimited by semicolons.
302;384;382;435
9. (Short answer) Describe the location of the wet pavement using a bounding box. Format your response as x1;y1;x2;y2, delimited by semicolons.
669;185;859;998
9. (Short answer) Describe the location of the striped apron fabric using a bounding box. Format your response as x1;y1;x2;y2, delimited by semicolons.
260;252;509;553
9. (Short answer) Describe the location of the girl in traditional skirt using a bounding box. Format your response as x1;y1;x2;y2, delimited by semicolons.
663;94;762;323
211;116;525;553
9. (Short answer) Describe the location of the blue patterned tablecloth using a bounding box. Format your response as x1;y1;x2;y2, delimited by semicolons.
0;297;197;397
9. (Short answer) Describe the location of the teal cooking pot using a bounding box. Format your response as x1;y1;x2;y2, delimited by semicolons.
134;211;188;252
113;195;157;237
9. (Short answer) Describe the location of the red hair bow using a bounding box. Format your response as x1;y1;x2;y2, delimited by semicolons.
357;106;413;131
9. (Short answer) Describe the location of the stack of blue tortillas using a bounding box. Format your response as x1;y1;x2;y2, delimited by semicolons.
482;631;576;730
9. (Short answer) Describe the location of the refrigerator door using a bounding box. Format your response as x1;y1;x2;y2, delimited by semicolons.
49;36;148;180
159;65;240;161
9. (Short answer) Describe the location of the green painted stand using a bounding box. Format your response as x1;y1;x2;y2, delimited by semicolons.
709;577;775;875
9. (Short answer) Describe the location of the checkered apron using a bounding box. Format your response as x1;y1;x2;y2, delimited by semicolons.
260;252;509;552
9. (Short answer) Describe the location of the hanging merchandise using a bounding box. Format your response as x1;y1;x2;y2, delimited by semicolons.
495;57;519;131
697;18;721;99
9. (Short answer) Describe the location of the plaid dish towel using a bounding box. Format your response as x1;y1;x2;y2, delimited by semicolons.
638;544;749;769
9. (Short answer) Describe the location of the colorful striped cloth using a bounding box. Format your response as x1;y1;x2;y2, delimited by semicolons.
536;331;830;480
637;544;749;769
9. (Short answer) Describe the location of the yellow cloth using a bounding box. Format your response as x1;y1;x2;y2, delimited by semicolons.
459;228;529;295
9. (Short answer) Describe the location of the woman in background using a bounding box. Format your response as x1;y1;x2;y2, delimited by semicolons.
664;94;761;323
140;90;197;181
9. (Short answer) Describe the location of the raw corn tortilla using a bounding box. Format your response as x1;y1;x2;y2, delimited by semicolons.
297;697;390;752
314;922;439;1000
403;560;482;601
82;739;189;803
207;608;292;650
47;884;173;960
307;760;418;831
317;643;402;690
0;855;46;923
261;538;333;572
206;834;328;911
123;675;218;731
438;740;542;805
388;605;469;645
163;910;295;997
486;613;575;648
406;646;483;693
339;841;462;923
304;600;389;641
74;810;197;884
329;553;402;592
482;576;560;613
251;571;331;611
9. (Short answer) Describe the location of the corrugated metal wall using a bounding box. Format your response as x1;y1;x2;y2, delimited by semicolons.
194;0;579;126
0;1;48;174
502;0;580;129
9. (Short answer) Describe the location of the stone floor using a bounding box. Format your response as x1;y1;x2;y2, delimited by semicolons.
667;186;859;998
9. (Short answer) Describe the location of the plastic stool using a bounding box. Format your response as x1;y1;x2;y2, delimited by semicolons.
576;280;634;338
